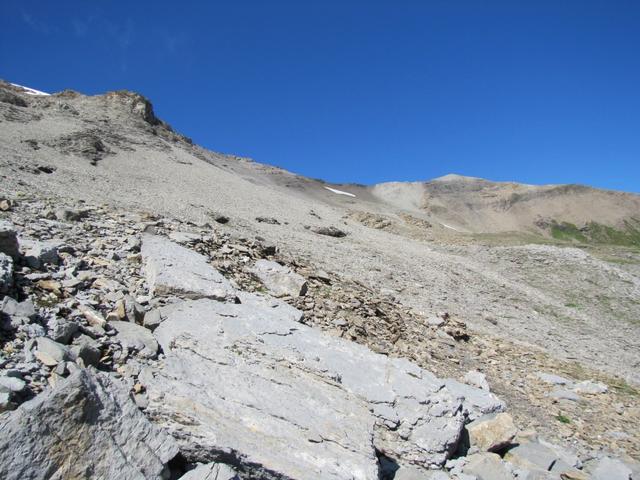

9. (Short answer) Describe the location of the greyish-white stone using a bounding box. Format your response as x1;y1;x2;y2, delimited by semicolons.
141;299;471;479
141;234;235;300
503;441;558;471
573;380;608;395
0;369;179;480
590;457;632;480
110;320;158;359
250;259;308;297
548;388;580;402
0;375;26;393
0;252;13;293
443;379;505;421
463;370;491;391
180;462;239;480
462;452;515;480
535;372;574;386
0;220;19;259
21;239;61;269
34;337;70;366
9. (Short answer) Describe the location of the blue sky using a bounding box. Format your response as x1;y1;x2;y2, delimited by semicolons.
2;1;639;192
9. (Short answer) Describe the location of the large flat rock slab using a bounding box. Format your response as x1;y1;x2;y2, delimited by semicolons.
141;234;235;300
0;369;178;480
141;299;469;480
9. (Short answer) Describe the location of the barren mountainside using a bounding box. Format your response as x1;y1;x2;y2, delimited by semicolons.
1;80;639;479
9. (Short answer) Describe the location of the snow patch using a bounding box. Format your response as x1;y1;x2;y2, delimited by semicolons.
441;223;463;232
10;83;50;96
324;186;356;198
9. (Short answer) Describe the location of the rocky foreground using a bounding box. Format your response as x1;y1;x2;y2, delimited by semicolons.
0;194;638;479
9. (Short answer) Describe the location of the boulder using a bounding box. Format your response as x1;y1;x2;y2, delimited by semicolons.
34;337;70;366
0;220;19;259
0;369;179;480
465;413;517;452
141;299;470;479
110;320;158;359
21;239;61;269
443;379;505;421
250;259;308;297
0;252;13;293
141;234;235;300
0;297;36;330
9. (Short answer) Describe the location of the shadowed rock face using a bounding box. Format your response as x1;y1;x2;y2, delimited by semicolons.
0;369;179;480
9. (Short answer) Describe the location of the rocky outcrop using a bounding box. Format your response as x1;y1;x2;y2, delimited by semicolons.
141;233;235;300
0;369;179;480
140;296;488;479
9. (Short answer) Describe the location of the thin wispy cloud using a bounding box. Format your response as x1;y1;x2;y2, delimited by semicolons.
21;11;55;35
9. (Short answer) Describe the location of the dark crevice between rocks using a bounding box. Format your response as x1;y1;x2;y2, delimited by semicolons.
376;449;400;480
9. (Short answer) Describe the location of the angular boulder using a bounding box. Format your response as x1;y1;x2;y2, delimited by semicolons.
140;299;470;479
466;413;517;452
141;234;235;300
443;379;505;421
250;259;308;297
110;320;158;358
0;369;179;480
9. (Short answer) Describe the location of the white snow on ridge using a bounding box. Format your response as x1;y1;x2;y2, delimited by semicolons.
324;186;356;198
10;83;50;96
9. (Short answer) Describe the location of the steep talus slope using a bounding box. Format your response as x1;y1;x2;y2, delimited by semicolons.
1;81;640;476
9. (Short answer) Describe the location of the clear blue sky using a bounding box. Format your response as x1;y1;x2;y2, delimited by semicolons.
2;1;639;192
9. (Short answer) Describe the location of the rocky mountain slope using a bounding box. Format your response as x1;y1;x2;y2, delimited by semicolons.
1;80;639;479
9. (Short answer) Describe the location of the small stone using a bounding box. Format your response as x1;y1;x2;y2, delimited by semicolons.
55;208;87;222
311;226;347;238
36;279;62;295
573;380;608;395
80;306;106;328
143;309;162;331
466;412;517;452
0;376;26;393
46;317;78;344
34;337;70;366
549;388;580;402
463;370;491;391
110;321;158;359
250;259;308;298
0;391;11;412
536;372;574;386
0;199;11;211
22;239;61;269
